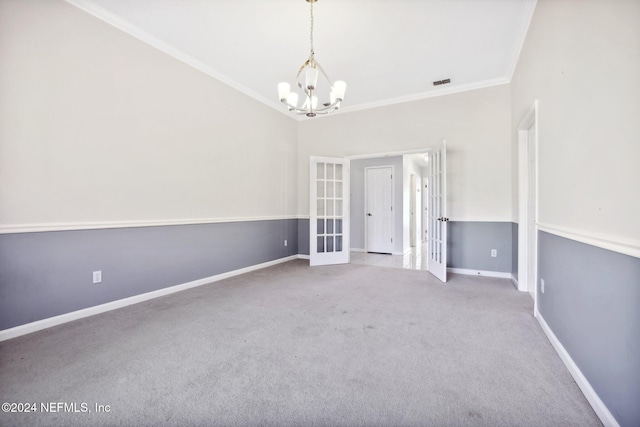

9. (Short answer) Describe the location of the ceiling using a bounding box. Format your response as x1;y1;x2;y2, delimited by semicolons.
68;0;536;119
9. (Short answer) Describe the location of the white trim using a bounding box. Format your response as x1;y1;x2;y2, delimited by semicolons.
538;222;640;259
505;0;538;81
510;274;519;288
0;255;298;342
64;1;528;121
395;251;408;256
0;215;301;235
63;0;292;120
350;248;366;253
297;254;310;260
447;218;514;223
447;268;512;279
535;311;620;427
347;148;435;161
311;79;511;119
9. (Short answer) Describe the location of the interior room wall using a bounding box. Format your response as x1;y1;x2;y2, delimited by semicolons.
0;0;297;227
298;85;512;222
511;0;640;425
0;0;298;330
298;85;514;270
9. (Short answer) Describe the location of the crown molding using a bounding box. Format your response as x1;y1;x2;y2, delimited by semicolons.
505;0;538;81
304;78;511;120
64;0;295;121
65;0;535;121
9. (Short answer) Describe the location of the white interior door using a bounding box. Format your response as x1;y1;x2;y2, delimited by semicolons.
365;166;393;254
427;141;448;282
310;157;350;266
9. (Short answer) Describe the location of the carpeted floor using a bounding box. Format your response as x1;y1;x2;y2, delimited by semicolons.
0;260;601;426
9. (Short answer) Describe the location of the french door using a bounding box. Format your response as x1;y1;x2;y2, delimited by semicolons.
310;157;350;266
427;141;448;282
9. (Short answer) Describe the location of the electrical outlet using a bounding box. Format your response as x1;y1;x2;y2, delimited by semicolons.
93;271;102;284
541;279;545;294
284;239;288;247
491;249;497;257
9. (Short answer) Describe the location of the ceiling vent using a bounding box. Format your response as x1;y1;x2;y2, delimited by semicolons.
433;78;451;86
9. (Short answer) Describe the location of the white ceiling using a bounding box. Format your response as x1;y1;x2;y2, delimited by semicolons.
68;0;536;118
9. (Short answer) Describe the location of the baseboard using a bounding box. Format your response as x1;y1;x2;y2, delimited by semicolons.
447;268;512;279
510;274;519;288
350;248;365;253
0;255;299;342
297;254;310;260
535;311;620;427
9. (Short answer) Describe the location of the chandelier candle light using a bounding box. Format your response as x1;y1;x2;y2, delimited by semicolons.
277;0;346;117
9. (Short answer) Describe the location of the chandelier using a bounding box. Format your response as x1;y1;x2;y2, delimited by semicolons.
277;0;346;118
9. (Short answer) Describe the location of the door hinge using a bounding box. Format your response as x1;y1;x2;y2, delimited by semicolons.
391;206;393;211
391;238;393;243
391;174;393;179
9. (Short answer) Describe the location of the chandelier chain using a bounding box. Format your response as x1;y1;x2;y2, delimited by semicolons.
309;0;314;59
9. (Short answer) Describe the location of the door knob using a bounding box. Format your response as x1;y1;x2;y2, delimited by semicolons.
367;213;373;216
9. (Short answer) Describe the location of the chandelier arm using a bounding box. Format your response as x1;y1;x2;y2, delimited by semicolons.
296;58;312;90
312;60;335;88
312;99;342;113
280;100;314;115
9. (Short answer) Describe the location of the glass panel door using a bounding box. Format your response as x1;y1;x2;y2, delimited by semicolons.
310;157;350;266
427;141;448;282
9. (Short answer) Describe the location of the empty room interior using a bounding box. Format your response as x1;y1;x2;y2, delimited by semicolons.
0;0;638;426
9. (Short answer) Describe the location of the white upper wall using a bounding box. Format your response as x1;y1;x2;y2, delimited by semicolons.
511;0;640;243
0;0;298;230
298;85;513;222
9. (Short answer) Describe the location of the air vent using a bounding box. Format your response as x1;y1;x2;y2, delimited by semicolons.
433;78;451;86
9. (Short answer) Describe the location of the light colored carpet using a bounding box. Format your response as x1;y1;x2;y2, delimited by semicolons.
0;260;600;426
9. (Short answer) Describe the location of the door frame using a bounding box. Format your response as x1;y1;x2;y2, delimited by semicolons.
344;147;435;258
517;100;539;309
364;165;395;254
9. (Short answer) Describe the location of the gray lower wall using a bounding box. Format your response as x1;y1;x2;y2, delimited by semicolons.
447;221;513;273
300;219;513;273
298;219;309;256
0;219;298;330
538;231;640;427
511;222;518;279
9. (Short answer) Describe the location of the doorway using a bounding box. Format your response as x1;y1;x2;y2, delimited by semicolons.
517;100;539;305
